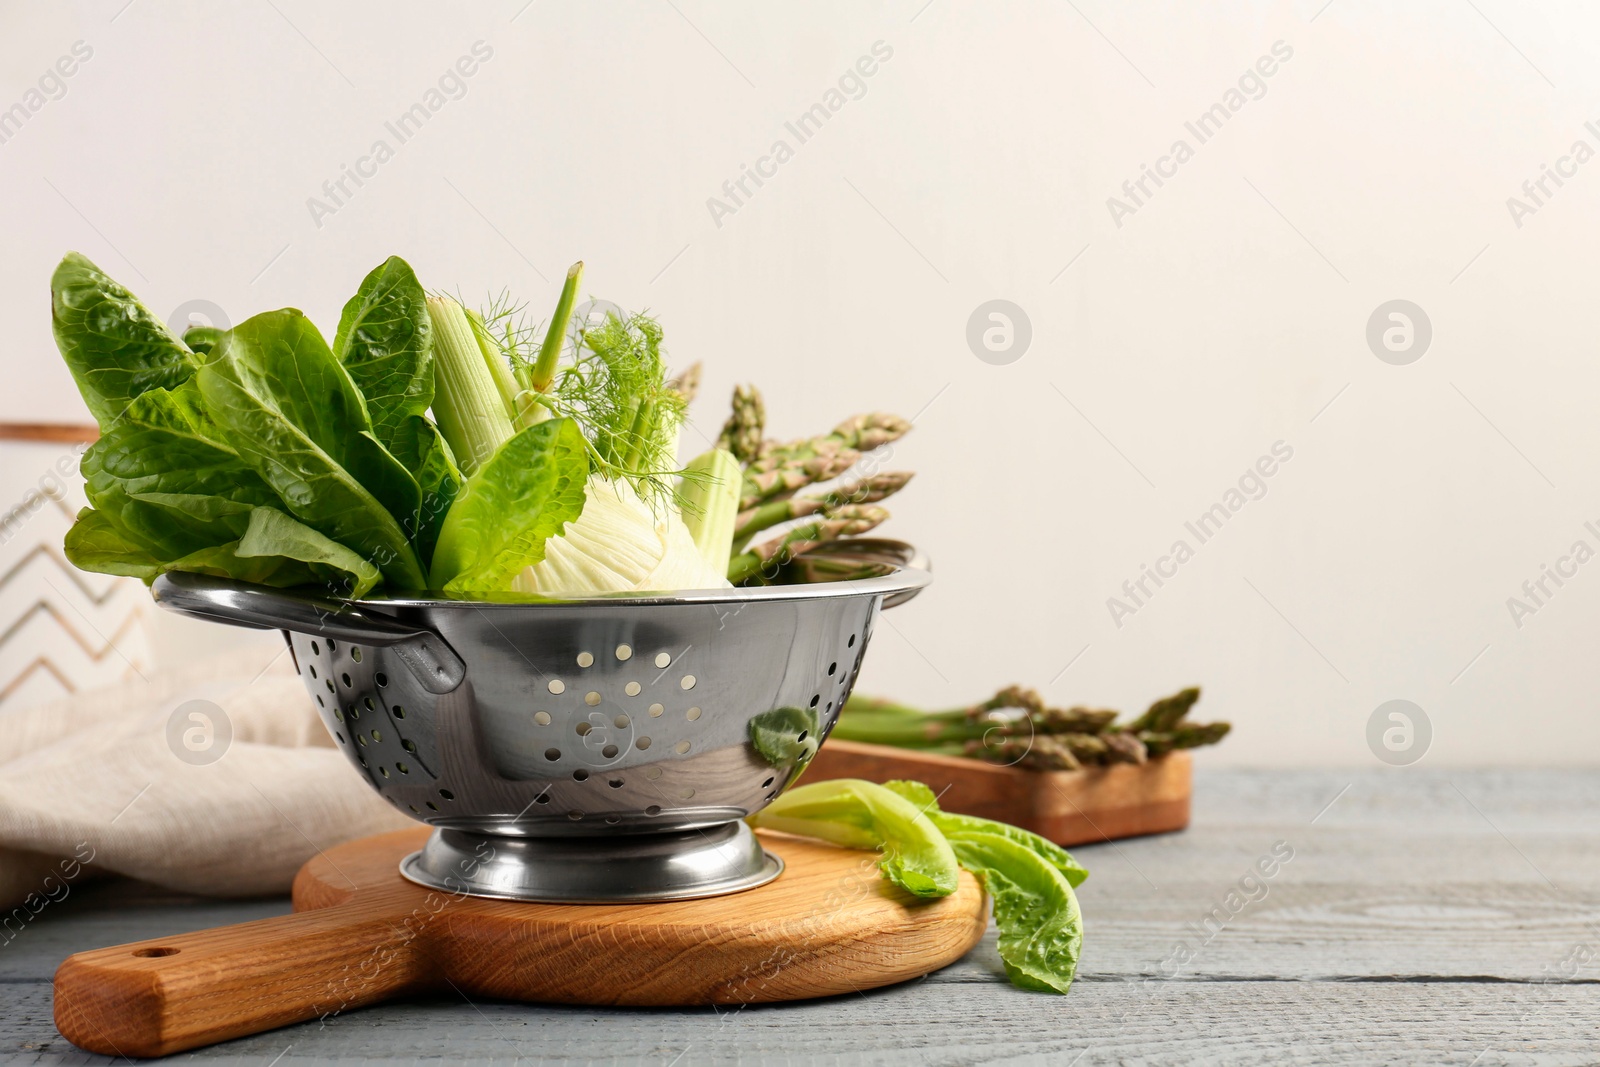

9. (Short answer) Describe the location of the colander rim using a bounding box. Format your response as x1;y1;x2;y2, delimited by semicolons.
350;556;929;609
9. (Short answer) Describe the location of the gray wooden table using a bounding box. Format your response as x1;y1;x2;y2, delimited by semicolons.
4;769;1598;1065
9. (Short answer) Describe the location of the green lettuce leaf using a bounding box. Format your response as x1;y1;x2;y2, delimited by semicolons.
746;777;959;898
883;780;1089;888
235;507;381;598
333;256;433;449
883;779;1085;992
331;257;459;561
182;325;224;355
946;833;1083;993
80;384;281;559
198;309;427;589
63;508;163;582
430;417;589;592
387;415;459;565
64;506;379;596
51;252;195;426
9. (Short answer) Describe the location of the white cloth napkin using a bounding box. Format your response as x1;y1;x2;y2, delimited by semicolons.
0;644;412;910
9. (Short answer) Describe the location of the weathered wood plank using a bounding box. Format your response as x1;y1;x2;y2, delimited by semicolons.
6;975;1600;1066
2;769;1597;1064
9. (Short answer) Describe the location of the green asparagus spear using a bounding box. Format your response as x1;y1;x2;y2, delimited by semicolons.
733;471;913;548
1128;687;1201;733
835;686;1227;769
726;505;889;584
716;383;765;464
667;361;702;404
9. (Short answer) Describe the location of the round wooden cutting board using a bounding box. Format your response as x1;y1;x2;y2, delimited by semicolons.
54;827;988;1058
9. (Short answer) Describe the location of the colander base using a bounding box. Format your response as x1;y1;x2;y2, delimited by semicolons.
398;822;784;903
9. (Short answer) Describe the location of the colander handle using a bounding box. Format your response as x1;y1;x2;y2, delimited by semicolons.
151;572;465;695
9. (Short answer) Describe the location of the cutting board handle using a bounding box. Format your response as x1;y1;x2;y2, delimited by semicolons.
54;901;432;1058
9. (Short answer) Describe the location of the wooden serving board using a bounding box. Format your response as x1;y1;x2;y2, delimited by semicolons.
53;827;987;1059
805;742;1193;845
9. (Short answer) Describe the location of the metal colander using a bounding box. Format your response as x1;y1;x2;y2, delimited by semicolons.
151;540;929;903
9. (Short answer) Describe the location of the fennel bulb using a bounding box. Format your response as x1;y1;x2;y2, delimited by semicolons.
512;476;730;595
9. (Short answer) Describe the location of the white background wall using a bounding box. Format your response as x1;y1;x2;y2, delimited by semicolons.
4;0;1598;766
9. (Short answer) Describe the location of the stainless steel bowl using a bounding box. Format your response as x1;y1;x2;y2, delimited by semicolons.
151;540;929;902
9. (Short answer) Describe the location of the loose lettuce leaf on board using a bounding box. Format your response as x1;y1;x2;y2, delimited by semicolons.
199;309;427;589
883;779;1085;992
746;777;959;898
51;252;194;426
943;833;1083;994
884;780;1089;888
429;418;588;593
